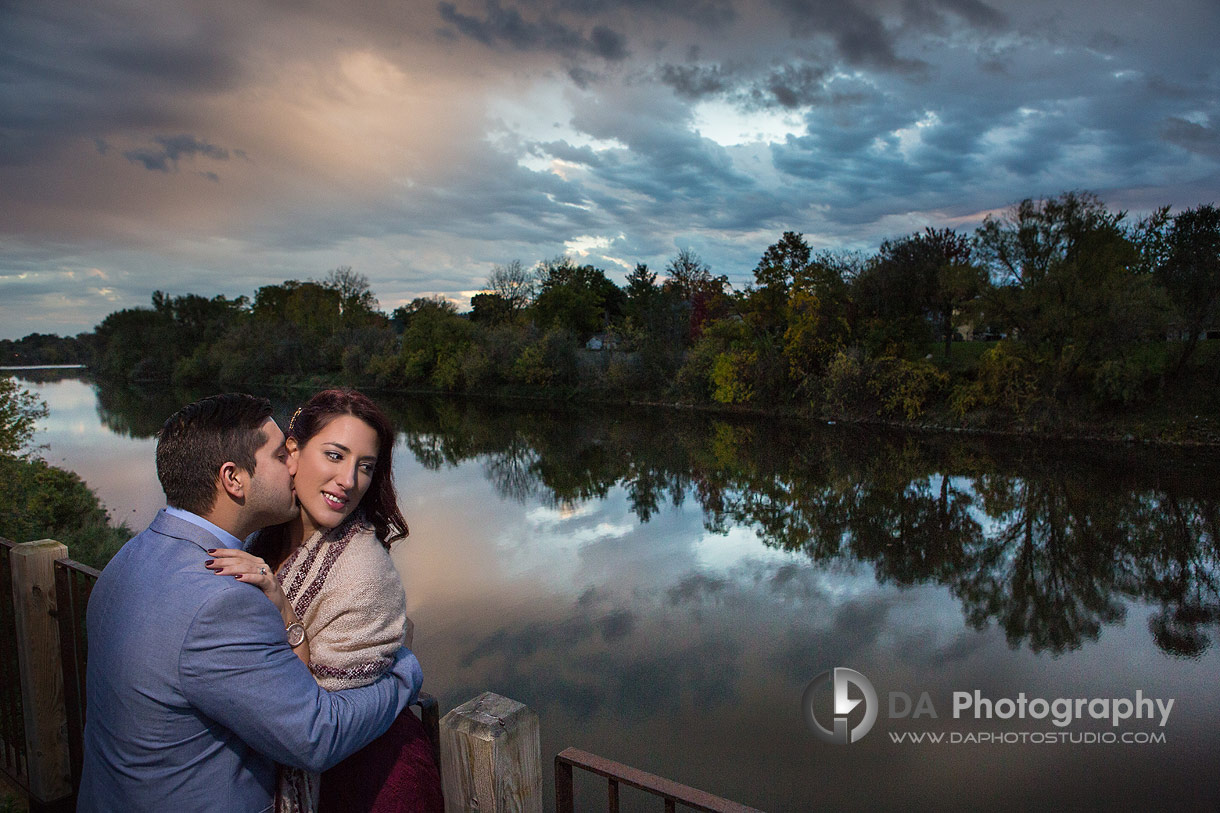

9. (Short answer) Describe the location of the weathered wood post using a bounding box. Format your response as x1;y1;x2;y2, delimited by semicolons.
439;691;542;813
9;540;72;806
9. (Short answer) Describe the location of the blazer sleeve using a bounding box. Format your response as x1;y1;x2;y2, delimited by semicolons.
178;583;421;773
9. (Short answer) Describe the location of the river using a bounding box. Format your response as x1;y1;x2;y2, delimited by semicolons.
15;372;1220;811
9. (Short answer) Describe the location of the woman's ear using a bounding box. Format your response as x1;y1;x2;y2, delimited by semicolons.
285;436;300;476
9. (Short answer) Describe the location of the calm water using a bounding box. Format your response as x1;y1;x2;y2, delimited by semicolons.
16;373;1220;811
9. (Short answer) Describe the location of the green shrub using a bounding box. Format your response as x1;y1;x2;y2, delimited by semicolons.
430;350;465;391
867;357;949;420
0;376;47;457
822;349;869;416
951;340;1041;417
0;456;129;569
710;351;756;404
513;342;552;386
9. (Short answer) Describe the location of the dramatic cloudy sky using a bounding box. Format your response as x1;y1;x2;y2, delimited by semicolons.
2;0;1218;339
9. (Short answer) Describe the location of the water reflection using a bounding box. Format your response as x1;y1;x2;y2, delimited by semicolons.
384;398;1220;660
79;381;1220;661
29;376;1219;810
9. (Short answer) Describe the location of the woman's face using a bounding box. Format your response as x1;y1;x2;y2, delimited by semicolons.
287;413;379;539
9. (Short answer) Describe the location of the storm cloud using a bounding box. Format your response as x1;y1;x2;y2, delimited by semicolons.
438;0;629;60
1;0;1218;338
122;134;234;173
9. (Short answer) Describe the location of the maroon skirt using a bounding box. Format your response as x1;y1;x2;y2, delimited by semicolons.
319;708;444;813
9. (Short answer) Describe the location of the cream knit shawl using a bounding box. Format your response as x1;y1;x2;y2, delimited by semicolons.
273;513;407;813
278;513;407;690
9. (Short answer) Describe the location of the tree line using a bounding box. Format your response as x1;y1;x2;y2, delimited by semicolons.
11;190;1220;434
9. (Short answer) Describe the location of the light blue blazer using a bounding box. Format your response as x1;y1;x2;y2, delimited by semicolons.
77;509;422;812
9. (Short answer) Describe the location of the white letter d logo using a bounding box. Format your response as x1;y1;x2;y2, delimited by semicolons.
803;668;878;744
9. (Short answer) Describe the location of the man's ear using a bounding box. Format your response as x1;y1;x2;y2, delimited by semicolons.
218;461;245;500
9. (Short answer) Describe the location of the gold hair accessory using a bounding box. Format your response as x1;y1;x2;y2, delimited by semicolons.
288;407;302;436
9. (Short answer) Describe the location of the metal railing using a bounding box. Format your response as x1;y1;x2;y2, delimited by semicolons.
555;747;763;813
0;538;29;791
53;557;100;787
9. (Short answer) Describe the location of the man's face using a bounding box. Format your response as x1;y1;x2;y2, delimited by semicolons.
244;418;298;528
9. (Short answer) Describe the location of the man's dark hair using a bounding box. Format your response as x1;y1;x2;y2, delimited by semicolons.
156;393;273;515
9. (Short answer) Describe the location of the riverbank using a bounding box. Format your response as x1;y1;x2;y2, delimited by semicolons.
15;359;1220;449
307;378;1220;450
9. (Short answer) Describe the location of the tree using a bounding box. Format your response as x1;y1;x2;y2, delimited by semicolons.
974;192;1169;398
625;263;659;308
323;266;380;325
779;249;855;392
0;377;47;458
381;297;473;388
624;263;682;340
752;231;812;333
664;248;716;302
469;292;514;324
1148;204;1220;378
253;280;343;338
0;333;91;366
532;257;625;340
663;248;728;341
486;260;535;316
754;231;811;294
862;228;982;357
93;305;176;381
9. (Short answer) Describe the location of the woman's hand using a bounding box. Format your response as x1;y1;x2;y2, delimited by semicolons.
205;548;289;615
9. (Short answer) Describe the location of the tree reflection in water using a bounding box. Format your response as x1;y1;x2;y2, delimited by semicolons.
383;398;1220;659
95;385;1220;659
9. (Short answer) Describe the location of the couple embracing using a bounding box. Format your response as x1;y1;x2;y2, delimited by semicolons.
79;389;443;812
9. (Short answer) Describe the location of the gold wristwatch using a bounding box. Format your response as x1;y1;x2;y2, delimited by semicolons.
286;621;306;648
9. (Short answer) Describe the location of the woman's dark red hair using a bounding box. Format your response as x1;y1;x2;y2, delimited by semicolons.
288;388;408;547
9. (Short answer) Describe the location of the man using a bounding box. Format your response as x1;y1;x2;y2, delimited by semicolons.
78;393;422;811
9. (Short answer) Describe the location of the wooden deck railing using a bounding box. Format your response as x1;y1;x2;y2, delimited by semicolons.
0;538;30;792
1;538;73;810
53;557;99;790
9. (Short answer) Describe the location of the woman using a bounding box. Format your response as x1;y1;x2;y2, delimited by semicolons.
206;389;442;813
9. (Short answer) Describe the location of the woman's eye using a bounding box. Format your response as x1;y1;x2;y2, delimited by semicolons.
325;451;341;461
360;463;375;475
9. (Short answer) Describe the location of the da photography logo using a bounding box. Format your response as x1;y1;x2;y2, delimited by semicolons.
803;668;878;744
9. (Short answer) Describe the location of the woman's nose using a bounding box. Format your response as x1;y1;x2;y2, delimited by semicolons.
336;466;356;489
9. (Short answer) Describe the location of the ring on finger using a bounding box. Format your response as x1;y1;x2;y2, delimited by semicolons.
259;566;267;576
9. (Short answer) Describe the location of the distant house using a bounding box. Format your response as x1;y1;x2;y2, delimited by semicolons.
585;333;620;351
1166;323;1220;341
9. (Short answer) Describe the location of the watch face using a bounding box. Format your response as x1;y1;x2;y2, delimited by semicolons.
287;622;306;647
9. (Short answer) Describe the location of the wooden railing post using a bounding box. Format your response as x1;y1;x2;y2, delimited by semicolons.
439;691;542;813
9;539;72;806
